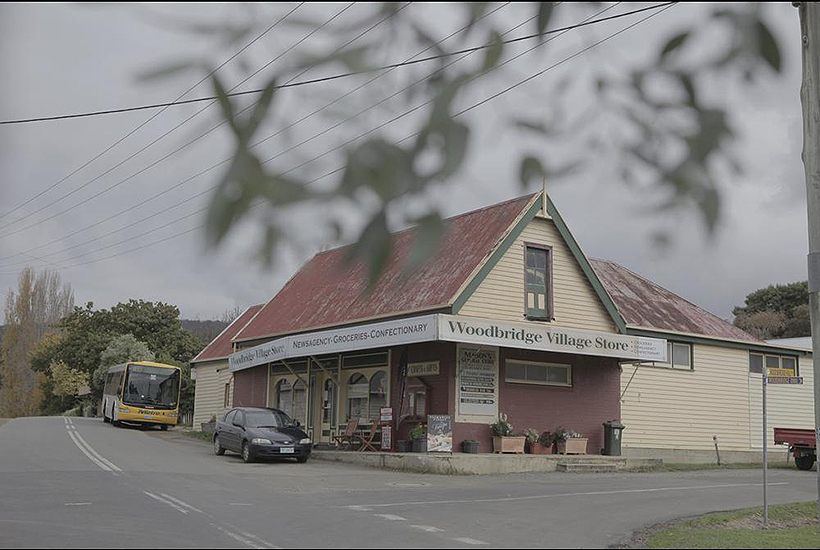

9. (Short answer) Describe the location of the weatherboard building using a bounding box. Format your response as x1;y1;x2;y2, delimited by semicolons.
191;192;814;459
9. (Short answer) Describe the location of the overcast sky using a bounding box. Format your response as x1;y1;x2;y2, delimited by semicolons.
0;2;808;323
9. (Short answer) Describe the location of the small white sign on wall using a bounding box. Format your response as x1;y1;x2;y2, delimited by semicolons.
408;361;439;377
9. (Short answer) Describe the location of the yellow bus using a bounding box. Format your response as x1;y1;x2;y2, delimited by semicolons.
101;361;181;430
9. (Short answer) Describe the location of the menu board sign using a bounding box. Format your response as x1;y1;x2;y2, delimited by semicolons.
457;345;498;417
427;415;452;453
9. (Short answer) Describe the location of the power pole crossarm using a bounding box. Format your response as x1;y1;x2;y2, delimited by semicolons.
795;1;820;527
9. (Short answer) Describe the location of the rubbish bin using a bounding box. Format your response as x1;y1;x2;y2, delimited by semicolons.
602;421;625;456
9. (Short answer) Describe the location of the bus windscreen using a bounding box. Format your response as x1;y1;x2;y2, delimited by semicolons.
123;365;180;409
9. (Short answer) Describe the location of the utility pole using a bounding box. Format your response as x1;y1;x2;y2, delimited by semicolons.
795;1;820;527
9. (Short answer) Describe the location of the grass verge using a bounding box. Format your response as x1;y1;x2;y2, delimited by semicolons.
633;501;820;548
180;429;213;442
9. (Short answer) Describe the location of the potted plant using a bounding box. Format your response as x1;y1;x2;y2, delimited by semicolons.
491;413;525;454
526;430;554;455
553;427;587;455
461;440;480;454
201;414;217;434
410;425;427;453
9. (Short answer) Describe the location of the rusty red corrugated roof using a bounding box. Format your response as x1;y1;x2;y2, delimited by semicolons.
235;194;538;342
192;304;264;362
590;259;759;342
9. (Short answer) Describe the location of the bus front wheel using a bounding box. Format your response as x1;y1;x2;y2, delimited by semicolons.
160;425;168;431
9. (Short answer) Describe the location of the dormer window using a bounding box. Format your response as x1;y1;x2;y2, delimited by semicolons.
525;243;552;320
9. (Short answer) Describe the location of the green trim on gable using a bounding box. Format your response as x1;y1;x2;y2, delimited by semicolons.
627;327;812;356
451;196;542;314
451;193;628;335
545;197;628;334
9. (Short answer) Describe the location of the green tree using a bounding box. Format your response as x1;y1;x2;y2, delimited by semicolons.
733;281;811;339
50;361;89;398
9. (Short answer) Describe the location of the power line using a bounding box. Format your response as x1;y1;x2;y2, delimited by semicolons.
0;2;512;270
0;2;675;275
0;2;677;126
0;3;358;238
0;2;410;264
0;3;304;225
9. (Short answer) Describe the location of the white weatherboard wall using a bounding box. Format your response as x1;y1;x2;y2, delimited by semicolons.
620;344;752;451
458;216;617;333
192;360;233;428
748;355;815;450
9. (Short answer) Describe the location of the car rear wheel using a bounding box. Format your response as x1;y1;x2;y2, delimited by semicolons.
242;441;253;463
214;435;226;456
795;455;815;471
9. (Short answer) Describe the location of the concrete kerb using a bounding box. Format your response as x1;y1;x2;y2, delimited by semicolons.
312;450;662;475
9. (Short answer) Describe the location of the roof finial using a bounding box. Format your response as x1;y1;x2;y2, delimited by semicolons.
542;176;548;215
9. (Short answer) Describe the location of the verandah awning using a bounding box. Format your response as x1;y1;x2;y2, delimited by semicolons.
228;314;667;372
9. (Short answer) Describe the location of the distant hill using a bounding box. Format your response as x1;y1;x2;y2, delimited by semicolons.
181;319;229;345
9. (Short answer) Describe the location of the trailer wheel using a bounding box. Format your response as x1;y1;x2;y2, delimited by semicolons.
795;455;815;471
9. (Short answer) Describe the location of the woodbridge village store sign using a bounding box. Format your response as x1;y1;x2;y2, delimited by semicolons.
229;314;667;372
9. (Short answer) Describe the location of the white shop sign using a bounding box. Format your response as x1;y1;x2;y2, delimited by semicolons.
457;344;499;417
229;314;438;372
408;361;440;377
438;314;667;362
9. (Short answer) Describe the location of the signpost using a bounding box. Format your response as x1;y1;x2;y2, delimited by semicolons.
762;372;805;527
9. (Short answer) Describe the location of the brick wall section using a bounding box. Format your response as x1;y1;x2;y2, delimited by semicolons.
453;349;621;454
232;365;268;407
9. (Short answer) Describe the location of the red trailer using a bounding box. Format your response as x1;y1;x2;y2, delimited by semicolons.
774;427;817;470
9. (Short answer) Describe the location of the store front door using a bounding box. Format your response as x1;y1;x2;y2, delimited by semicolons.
311;372;337;445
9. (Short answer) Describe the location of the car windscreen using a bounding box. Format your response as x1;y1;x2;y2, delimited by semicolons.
123;365;179;409
243;410;294;429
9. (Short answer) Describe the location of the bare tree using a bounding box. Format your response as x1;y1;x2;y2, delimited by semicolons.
0;267;74;417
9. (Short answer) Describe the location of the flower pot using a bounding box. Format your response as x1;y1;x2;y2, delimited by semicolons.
529;442;553;455
492;436;525;454
412;438;427;453
557;437;588;455
461;440;479;454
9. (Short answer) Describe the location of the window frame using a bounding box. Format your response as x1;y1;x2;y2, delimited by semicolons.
523;242;553;321
648;341;694;370
504;359;572;388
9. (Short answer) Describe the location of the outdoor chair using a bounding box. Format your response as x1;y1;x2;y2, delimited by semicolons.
332;419;359;450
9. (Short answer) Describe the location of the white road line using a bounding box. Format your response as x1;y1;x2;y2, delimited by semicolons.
67;429;112;472
410;525;445;533
374;514;406;521
143;491;189;514
452;537;488;545
161;493;204;514
213;524;275;549
236;530;279;549
71;430;122;472
345;482;791;509
229;503;253;506
64;502;91;506
62;417;68;425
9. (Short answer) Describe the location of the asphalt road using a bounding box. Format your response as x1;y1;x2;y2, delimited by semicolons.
0;416;816;549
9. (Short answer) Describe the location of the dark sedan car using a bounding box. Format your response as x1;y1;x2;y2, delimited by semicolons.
213;407;311;463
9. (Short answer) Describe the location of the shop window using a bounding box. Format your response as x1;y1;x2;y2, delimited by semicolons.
348;373;369;422
505;360;571;387
292;380;307;424
223;383;230;408
343;352;389;369
369;371;388;420
654;342;693;370
749;353;799;376
275;379;292;416
525;244;551;320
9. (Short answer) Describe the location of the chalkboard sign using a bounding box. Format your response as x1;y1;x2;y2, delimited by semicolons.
427;414;452;453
